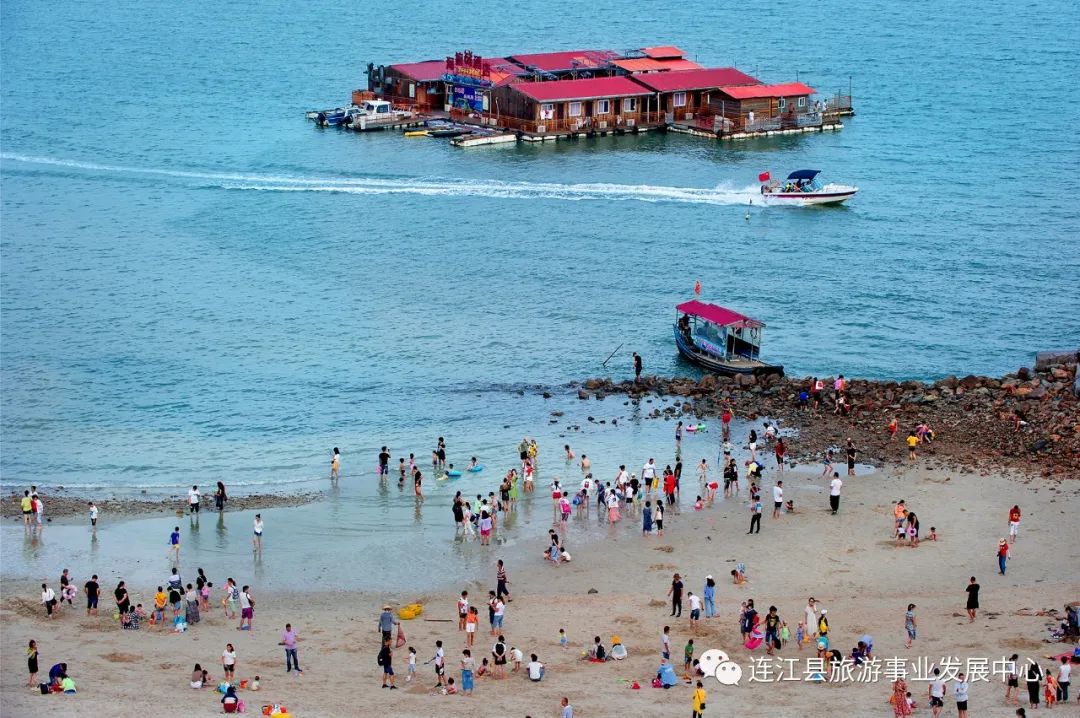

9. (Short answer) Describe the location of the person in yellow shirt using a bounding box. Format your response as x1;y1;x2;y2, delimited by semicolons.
153;587;167;629
20;491;33;526
692;680;707;717
906;432;918;462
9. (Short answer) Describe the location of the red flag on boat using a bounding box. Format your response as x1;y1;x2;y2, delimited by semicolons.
758;171;770;182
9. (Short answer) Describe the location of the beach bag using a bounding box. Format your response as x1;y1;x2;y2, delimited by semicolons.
39;683;50;695
396;624;407;648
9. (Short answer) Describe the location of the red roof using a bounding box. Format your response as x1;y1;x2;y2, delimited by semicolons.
509;49;619;72
642;46;686;59
611;58;703;73
511;76;651;102
717;82;815;99
632;67;761;93
389;60;446;82
676;300;764;329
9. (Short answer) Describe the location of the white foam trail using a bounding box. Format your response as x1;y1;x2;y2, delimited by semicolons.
225;179;761;206
1;152;761;206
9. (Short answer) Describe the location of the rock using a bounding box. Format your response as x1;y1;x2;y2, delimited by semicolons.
595;392;606;400
577;390;589;400
1017;367;1031;380
1035;350;1079;370
587;588;598;594
551;410;564;417
1051;366;1073;381
959;375;981;389
1025;386;1048;400
542;391;552;398
698;374;718;391
584;378;603;390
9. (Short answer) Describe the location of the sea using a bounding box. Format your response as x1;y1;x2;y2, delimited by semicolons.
1;1;1077;587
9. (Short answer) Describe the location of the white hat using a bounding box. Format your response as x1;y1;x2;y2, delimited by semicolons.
706;575;713;580
820;609;827;614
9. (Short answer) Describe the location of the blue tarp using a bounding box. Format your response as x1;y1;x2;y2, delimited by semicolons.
787;169;820;181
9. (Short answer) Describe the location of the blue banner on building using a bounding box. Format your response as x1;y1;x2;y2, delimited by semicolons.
451;85;485;112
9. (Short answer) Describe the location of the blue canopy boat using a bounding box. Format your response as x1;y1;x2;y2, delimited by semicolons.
673;300;784;376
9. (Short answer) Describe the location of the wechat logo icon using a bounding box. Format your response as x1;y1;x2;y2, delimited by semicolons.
698;648;742;686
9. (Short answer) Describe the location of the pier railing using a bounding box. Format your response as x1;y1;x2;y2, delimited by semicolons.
824;94;853;114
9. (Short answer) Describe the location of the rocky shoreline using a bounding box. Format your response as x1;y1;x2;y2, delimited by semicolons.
570;357;1079;476
4;489;325;522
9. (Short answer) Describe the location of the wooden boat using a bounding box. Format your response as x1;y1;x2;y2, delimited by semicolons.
673;300;783;376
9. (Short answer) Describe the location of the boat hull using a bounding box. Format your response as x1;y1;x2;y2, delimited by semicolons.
673;327;783;376
762;183;858;206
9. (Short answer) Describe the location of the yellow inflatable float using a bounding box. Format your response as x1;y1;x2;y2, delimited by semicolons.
398;603;423;620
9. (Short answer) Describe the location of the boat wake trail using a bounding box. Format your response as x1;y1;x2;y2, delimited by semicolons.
1;153;761;207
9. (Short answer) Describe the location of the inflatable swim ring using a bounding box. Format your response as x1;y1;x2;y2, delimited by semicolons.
446;470;462;478
466;465;484;472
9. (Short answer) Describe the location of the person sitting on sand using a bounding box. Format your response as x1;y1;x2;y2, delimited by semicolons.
657;661;678;688
221;684;239;713
611;635;627;660
190;663;210;689
589;636;607;661
731;568;746;585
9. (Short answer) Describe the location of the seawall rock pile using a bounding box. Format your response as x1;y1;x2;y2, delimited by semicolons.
574;361;1079;477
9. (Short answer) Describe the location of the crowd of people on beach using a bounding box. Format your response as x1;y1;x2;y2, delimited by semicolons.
18;358;1080;716
27;536;306;712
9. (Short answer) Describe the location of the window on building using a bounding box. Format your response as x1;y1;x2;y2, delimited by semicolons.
595;99;610;114
540;103;554;120
778;97;786;110
673;92;687;108
623;97;637;112
568;101;583;117
797;97;806;108
408;82;415;99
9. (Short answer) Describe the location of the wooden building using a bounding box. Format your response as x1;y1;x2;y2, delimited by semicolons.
631;67;760;122
488;76;655;135
366;60;447;110
708;82;817;132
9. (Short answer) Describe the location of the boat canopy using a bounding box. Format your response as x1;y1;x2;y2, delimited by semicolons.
676;300;764;329
786;169;820;181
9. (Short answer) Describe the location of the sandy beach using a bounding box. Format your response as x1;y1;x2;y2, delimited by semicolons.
4;456;1077;717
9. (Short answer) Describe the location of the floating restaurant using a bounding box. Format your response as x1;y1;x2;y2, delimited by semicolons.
354;45;853;144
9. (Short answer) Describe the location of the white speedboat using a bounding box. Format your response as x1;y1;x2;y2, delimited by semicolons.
759;169;857;206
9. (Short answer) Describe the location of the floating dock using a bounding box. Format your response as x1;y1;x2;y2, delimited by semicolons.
321;45;857;149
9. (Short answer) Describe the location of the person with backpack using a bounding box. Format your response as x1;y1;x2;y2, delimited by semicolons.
222;578;239;619
377;638;396;689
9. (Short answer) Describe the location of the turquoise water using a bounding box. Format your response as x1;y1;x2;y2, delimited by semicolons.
2;0;1079;502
